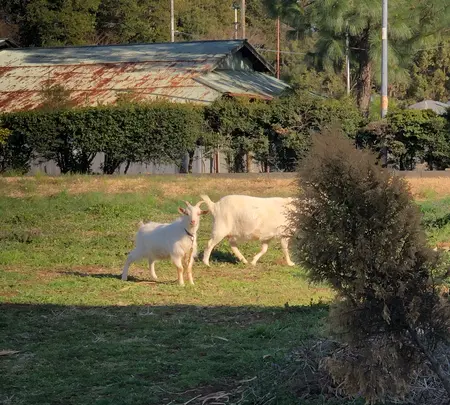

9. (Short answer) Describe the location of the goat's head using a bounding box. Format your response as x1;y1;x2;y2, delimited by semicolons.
178;200;209;228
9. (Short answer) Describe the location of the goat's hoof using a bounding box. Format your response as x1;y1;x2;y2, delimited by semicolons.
287;261;295;267
121;275;128;281
250;261;257;266
203;261;210;267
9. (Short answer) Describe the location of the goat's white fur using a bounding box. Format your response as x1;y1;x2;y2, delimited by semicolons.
121;201;208;285
200;194;295;267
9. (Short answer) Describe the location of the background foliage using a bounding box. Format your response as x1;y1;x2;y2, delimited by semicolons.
1;93;449;174
1;0;449;108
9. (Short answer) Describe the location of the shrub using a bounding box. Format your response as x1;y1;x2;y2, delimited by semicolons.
291;129;450;403
356;109;450;170
0;122;32;174
1;102;203;174
204;92;364;172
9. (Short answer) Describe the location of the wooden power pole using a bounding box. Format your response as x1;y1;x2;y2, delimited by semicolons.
241;0;246;39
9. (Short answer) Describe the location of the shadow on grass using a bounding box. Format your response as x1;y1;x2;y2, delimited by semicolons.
202;250;240;265
0;302;330;405
57;270;177;284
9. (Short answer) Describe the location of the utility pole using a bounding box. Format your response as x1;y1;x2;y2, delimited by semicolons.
241;0;246;39
381;0;388;166
233;3;239;40
276;17;280;79
345;31;350;95
170;0;175;42
381;0;388;118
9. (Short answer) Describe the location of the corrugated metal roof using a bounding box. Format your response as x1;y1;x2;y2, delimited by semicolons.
0;40;287;112
0;38;19;49
196;70;288;100
408;100;450;115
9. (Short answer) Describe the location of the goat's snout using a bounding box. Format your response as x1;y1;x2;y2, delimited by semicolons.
190;220;196;226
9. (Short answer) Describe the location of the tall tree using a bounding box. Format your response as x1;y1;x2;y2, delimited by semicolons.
407;37;450;102
22;0;101;46
95;0;169;44
280;0;450;114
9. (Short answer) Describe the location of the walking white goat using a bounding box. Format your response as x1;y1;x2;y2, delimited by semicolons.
200;194;295;267
121;200;208;285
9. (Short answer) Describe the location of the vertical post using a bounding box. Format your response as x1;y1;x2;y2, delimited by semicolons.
381;0;388;118
381;0;388;166
345;31;350;95
170;0;175;42
276;17;280;79
234;6;238;40
241;0;246;39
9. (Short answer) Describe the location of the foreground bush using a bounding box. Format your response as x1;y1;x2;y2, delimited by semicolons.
292;129;450;403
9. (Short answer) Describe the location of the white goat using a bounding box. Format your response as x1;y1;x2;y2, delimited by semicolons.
121;200;208;285
200;194;295;267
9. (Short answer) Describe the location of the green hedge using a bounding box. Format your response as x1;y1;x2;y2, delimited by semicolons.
2;94;447;174
356;109;450;170
0;102;204;174
204;92;364;172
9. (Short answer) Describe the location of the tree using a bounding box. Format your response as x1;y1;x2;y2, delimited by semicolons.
21;0;101;46
356;109;450;170
292;129;450;403
280;0;450;114
95;0;169;44
407;38;450;102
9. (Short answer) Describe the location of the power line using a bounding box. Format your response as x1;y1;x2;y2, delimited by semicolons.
254;48;308;56
255;44;448;56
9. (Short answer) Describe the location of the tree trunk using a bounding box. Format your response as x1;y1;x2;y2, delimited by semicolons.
124;160;131;174
354;30;372;116
357;54;372;116
187;150;195;174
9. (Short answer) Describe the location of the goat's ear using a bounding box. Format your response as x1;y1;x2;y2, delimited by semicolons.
200;210;209;215
178;207;187;215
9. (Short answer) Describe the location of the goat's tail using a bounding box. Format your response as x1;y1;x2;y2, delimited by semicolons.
199;194;216;215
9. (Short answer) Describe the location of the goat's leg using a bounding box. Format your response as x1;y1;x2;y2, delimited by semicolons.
122;249;141;280
148;258;157;280
229;239;248;264
281;237;295;266
186;253;195;285
250;242;269;266
172;255;185;286
202;229;227;266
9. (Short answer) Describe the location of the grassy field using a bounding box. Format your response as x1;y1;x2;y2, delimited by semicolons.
1;175;449;405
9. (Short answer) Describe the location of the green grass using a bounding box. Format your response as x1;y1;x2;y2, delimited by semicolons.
419;197;450;244
1;176;448;405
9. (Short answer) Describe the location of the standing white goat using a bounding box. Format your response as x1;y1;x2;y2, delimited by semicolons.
200;194;295;267
121;200;208;285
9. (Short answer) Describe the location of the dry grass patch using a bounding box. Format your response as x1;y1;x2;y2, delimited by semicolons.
407;177;450;200
4;174;449;199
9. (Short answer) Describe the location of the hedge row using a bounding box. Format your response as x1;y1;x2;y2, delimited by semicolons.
1;92;449;174
0;102;205;174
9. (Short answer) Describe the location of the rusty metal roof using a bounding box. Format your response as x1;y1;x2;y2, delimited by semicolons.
0;40;287;112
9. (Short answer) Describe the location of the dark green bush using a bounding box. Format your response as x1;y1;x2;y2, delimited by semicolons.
1;94;447;175
0;102;203;174
356;109;450;170
204;92;364;172
292;129;450;403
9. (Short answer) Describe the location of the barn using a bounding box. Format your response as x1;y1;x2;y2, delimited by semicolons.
0;39;288;113
0;39;289;174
